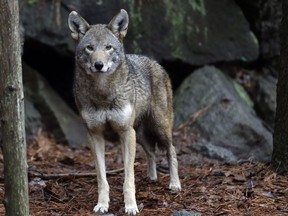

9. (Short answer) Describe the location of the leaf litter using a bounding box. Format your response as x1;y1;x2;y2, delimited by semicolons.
0;131;287;216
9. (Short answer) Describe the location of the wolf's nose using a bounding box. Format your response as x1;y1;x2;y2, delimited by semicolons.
94;61;104;71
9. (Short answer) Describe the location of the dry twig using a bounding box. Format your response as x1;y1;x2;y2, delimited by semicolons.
0;163;140;181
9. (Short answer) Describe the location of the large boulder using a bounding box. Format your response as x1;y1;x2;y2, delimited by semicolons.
254;74;277;127
236;0;281;60
24;98;42;143
20;0;258;65
173;66;272;163
23;63;87;148
0;97;41;146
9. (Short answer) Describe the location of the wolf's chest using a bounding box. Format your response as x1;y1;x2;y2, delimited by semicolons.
81;103;133;130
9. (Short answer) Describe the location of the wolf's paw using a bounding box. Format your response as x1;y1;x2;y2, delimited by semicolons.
93;203;109;214
125;206;139;215
148;174;158;182
169;182;181;192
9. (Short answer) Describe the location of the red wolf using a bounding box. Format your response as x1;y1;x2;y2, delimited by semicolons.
68;9;181;215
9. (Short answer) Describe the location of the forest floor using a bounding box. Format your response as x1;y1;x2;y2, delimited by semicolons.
0;130;287;216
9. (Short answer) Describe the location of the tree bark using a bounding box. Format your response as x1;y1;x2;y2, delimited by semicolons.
272;0;288;175
0;0;30;215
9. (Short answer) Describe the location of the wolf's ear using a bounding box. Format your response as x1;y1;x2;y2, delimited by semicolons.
68;11;90;41
107;9;129;41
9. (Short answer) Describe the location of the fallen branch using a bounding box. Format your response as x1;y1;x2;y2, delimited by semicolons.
28;168;124;180
175;104;213;131
1;163;140;181
28;171;97;180
175;98;231;131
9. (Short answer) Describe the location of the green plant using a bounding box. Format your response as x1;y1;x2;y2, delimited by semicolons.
27;0;39;6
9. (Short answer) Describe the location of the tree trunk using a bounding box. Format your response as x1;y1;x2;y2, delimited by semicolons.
0;0;30;215
271;0;288;175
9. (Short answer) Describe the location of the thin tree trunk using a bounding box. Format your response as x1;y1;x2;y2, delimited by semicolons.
0;0;30;215
272;0;288;175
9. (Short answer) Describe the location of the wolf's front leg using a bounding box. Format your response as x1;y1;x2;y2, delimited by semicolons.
89;133;110;213
120;127;139;215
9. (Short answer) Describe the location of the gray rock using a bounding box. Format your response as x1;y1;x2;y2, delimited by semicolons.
172;210;201;216
19;0;75;54
236;0;281;60
19;0;258;65
23;63;87;148
24;98;42;143
254;74;277;127
173;66;272;163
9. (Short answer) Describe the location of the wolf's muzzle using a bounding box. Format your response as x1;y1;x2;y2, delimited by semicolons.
94;61;104;71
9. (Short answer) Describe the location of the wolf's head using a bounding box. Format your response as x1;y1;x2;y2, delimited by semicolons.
68;9;129;74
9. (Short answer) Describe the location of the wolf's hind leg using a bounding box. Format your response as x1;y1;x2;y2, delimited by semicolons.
137;126;157;181
142;142;157;181
155;123;181;192
166;144;181;191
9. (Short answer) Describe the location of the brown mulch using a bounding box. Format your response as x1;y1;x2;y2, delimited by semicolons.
0;132;287;216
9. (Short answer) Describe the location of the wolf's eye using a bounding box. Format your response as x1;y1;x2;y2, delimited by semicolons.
105;45;112;50
85;45;93;52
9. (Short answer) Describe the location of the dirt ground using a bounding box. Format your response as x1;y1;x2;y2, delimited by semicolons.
0;130;287;216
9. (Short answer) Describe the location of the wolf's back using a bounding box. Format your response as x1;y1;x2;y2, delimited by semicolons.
126;54;173;125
